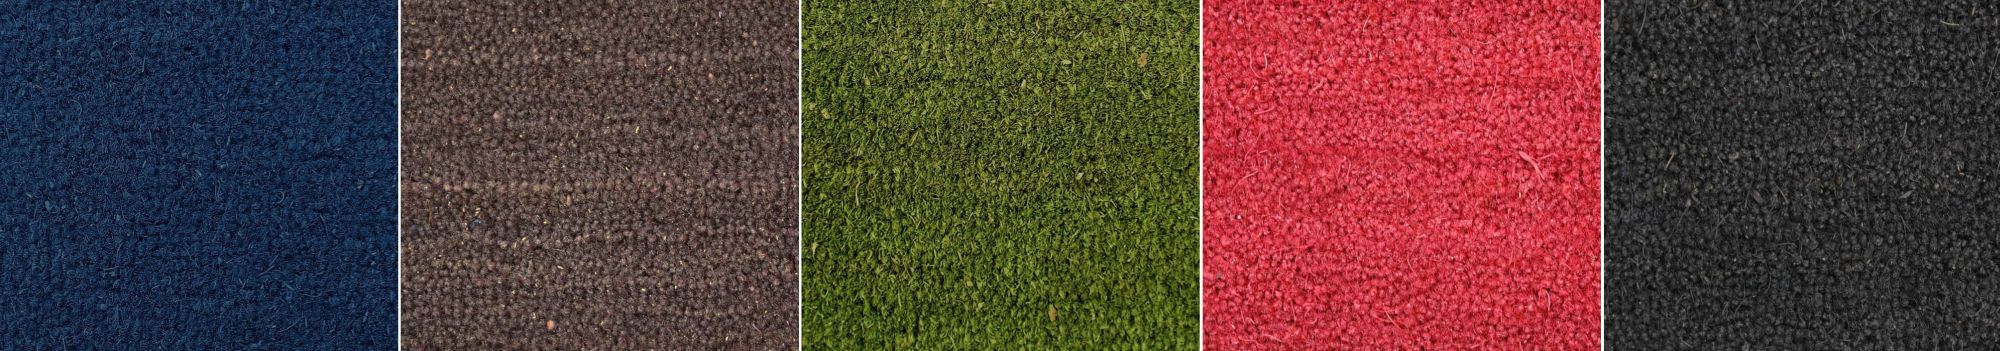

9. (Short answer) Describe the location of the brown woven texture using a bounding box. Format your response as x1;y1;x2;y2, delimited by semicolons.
400;1;799;349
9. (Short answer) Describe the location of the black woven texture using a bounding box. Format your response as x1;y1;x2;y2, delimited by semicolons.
401;1;799;349
1606;1;2000;348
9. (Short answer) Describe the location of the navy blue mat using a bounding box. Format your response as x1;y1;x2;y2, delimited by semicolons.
1;2;396;349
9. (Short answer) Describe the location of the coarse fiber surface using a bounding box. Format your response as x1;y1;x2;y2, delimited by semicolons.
1606;1;2000;348
802;0;1200;348
1204;0;1602;349
0;2;397;349
401;1;799;349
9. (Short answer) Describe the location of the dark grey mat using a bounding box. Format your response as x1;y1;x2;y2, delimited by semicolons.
1606;1;2000;348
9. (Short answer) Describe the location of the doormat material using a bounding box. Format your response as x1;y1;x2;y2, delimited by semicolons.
0;2;398;349
1606;2;2000;348
400;1;800;349
1203;1;1602;349
801;0;1200;348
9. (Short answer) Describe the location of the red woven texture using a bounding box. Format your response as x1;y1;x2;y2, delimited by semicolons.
1202;1;1601;349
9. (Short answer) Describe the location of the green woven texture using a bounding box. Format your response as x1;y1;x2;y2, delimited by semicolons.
802;0;1199;349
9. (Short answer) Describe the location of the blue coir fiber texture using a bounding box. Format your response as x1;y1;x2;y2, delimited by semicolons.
0;2;397;349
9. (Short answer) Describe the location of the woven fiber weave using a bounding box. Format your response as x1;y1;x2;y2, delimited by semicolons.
400;1;800;349
1;2;397;349
802;0;1200;348
1203;0;1603;349
1606;1;2000;348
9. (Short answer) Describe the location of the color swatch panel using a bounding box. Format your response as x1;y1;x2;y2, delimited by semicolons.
802;0;1201;348
399;1;800;349
1204;1;1603;348
1606;1;2000;348
2;2;398;349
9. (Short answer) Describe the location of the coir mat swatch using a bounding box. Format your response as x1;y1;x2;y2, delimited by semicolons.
1204;0;1602;349
400;1;800;349
0;2;397;349
802;0;1200;348
1607;1;2000;348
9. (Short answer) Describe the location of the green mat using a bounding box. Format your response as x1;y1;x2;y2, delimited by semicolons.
802;0;1200;348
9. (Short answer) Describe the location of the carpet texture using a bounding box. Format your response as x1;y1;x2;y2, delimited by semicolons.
400;1;799;349
0;2;397;349
1203;0;1601;349
802;1;1200;348
1606;1;2000;348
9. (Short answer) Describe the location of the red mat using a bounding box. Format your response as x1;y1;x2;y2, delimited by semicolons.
1203;1;1600;349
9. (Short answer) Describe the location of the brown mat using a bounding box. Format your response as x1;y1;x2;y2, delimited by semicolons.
400;1;798;349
